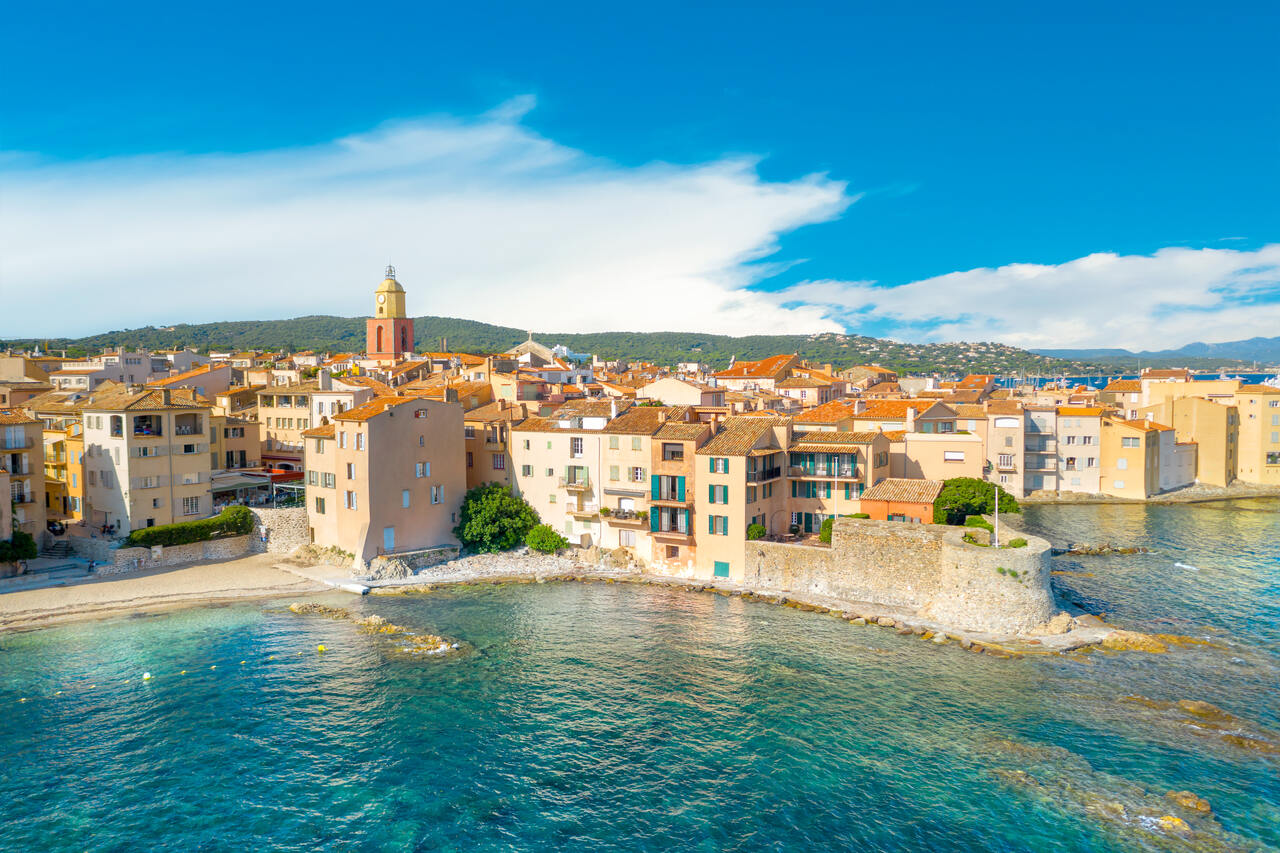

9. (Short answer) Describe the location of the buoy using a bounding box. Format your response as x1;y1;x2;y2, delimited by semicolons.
210;665;216;670
180;670;187;675
268;655;276;660
317;644;327;653
239;660;246;665
142;672;152;680
54;691;62;696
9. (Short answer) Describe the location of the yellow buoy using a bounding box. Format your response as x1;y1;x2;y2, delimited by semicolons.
142;672;152;680
180;670;187;675
239;660;246;665
210;665;216;670
317;644;327;653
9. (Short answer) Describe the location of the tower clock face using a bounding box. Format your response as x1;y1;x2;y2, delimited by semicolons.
377;294;386;304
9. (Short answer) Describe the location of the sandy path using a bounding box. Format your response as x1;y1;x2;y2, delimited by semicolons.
0;553;326;632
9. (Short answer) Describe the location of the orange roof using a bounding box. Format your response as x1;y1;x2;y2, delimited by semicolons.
1057;406;1105;416
333;395;421;423
861;478;943;504
1238;384;1280;394
1104;379;1141;392
713;354;795;380
301;424;335;438
147;363;218;386
0;409;39;425
794;399;862;424
853;400;936;420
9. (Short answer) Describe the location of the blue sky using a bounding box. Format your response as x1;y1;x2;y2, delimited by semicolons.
3;0;1279;348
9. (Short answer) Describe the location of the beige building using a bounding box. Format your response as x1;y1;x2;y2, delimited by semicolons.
1056;407;1104;494
1137;396;1237;488
637;376;726;408
2;410;47;539
1234;384;1280;485
1099;418;1162;499
895;432;984;481
304;396;466;564
464;400;527;490
258;382;318;470
80;387;213;532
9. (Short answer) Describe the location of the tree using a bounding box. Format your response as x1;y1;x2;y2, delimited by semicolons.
453;483;540;553
0;531;38;564
525;524;569;553
933;478;1020;526
746;523;766;541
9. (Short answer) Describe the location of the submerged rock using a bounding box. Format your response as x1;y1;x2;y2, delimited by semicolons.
1166;790;1212;815
1102;630;1169;653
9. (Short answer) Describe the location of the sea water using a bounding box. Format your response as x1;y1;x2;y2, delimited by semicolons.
1;501;1277;852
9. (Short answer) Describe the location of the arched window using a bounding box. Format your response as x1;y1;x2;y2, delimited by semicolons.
376;325;384;353
400;326;408;352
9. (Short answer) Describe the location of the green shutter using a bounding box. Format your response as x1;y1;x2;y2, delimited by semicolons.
714;561;730;578
709;457;715;473
708;484;715;504
723;458;728;474
677;476;685;502
650;511;659;533
651;477;660;500
707;514;714;534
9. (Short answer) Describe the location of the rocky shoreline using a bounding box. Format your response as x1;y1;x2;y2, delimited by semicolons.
1022;483;1280;506
283;548;1189;660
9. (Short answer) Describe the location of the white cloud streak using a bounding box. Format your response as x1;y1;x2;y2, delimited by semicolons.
0;98;851;338
780;245;1280;351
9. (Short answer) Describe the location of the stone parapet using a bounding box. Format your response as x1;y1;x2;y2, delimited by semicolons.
97;534;253;575
250;507;310;554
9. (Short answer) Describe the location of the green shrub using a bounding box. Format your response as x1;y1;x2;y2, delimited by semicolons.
1007;569;1019;578
524;524;569;554
964;516;995;532
746;523;766;541
123;506;254;548
453;483;539;553
933;478;1021;525
599;506;612;516
819;517;835;543
997;566;1007;575
789;524;800;535
963;532;990;547
636;510;649;523
0;530;39;563
850;512;870;519
1009;537;1028;548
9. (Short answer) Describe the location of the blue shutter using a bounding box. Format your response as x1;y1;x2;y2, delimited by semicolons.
651;477;660;501
650;511;659;533
677;476;685;502
707;514;713;534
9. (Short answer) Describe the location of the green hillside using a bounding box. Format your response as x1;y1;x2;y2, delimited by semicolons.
6;314;1101;374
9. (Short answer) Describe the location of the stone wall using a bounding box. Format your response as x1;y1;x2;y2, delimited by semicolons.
96;534;254;575
250;507;310;555
359;546;461;580
742;518;1053;634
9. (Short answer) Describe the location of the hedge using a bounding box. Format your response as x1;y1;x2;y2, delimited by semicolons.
123;506;254;548
964;516;995;533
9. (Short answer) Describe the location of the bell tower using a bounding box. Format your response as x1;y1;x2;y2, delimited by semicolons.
366;265;415;360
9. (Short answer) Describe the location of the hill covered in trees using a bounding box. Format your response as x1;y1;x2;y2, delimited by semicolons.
7;314;1116;374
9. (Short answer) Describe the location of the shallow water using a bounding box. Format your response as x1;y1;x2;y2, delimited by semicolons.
1;501;1277;852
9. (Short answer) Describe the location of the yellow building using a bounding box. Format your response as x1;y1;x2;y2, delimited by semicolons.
1233;384;1280;485
1099;418;1162;499
1137;396;1237;488
258;382;317;470
2;410;47;539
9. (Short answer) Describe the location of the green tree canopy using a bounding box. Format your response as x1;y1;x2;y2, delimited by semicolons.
453;484;540;553
933;478;1021;525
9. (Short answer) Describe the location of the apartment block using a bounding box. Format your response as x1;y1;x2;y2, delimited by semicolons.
1056;407;1104;494
304;396;465;564
2;410;47;539
1099;418;1162;499
1233;384;1280;485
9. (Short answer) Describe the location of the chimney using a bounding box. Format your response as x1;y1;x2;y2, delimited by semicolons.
610;398;618;419
160;389;171;405
906;407;916;432
318;369;332;391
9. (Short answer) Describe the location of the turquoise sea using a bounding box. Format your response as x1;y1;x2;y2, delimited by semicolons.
1;502;1278;852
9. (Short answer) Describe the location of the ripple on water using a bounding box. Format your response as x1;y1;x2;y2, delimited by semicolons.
0;502;1278;852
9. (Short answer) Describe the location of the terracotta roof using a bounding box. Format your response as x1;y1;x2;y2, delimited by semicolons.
1106;417;1159;433
1057;406;1105;416
334;375;396;395
696;416;786;456
983;400;1024;415
1104;379;1141;392
713;354;796;380
147;363;220;386
552;399;632;419
0;409;39;425
655;421;710;441
793;399;863;424
388;359;431;376
881;430;907;442
259;381;320;395
333;395;423;423
775;376;825;389
81;386;209;411
852;400;949;420
791;431;882;453
952;404;988;418
1238;384;1280;394
1141;368;1192;380
861;478;943;504
464;401;527;422
957;374;995;389
863;382;901;394
301;424;335;438
600;407;676;435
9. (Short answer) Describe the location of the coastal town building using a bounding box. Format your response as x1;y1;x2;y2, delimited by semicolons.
1233;384;1280;485
366;266;415;362
2;410;47;538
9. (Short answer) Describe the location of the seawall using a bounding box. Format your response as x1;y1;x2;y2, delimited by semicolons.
741;518;1054;634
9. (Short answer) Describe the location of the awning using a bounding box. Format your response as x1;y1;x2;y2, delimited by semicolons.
211;473;272;493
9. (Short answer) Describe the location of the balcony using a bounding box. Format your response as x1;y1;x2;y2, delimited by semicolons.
746;466;782;483
0;437;33;450
604;509;647;527
651;527;693;542
10;493;35;504
788;465;857;479
558;476;591;492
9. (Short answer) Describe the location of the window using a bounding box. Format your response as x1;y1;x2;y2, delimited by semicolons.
183;443;197;455
1086;457;1096;468
666;545;680;559
1121;437;1140;448
322;472;336;489
709;457;728;473
339;431;347;449
431;485;443;504
708;484;729;504
314;439;325;454
632;437;642;451
571;437;584;458
402;490;411;508
307;470;319;486
356;433;365;451
1113;480;1125;490
1117;458;1128;470
943;451;965;462
419;435;425;447
467;452;474;468
182;496;200;516
609;465;620;481
1272;432;1280;444
1064;435;1077;445
344;490;357;509
492;454;505;470
746;485;757;503
609;436;619;449
619;530;635;547
546;468;554;477
465;426;476;439
415;462;425;478
315;497;326;515
1267;452;1280;465
523;439;530;450
631;467;645;482
346;462;355;479
1082;436;1095;445
998;454;1014;468
521;465;533;477
549;493;557;504
713;561;730;578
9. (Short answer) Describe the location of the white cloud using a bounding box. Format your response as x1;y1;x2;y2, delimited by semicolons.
780;244;1280;351
0;98;852;339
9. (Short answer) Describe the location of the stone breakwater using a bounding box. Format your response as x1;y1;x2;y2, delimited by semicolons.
285;602;461;656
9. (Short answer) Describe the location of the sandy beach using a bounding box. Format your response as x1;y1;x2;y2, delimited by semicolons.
0;554;326;633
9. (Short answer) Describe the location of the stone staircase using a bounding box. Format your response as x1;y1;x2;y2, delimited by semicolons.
42;540;74;560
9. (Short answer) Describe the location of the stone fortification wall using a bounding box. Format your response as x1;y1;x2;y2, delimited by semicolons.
97;534;254;576
250;508;310;555
743;518;1053;634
